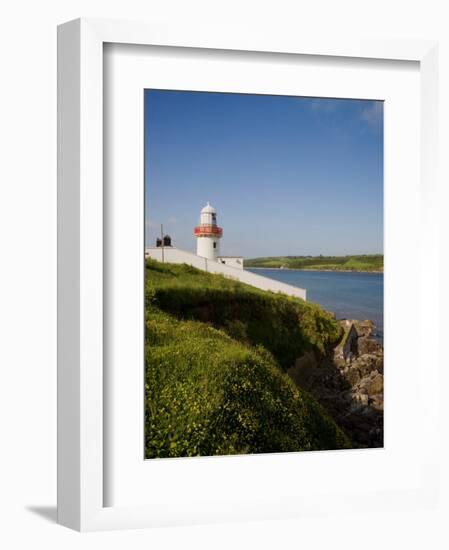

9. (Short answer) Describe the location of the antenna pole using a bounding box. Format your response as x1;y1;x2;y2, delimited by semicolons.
161;223;164;263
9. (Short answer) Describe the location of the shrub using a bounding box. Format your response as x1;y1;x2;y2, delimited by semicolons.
145;310;351;458
145;259;341;370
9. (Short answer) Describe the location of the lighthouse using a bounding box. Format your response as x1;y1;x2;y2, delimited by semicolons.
145;201;304;297
194;202;223;261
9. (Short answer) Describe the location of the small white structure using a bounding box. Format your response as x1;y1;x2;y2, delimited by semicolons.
145;202;306;300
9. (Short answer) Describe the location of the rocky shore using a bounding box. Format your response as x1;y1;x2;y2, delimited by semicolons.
287;319;383;448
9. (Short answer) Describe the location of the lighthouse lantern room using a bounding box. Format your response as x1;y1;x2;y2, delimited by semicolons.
194;202;223;260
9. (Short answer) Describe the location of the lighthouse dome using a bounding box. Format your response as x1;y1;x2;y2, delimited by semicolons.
201;201;216;214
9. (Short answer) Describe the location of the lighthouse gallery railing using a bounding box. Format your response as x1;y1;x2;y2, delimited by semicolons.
193;225;223;237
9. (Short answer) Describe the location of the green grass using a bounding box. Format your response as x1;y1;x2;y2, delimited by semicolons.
145;260;341;369
245;254;383;272
145;260;351;458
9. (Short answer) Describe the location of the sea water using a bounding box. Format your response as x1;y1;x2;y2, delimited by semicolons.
247;268;384;340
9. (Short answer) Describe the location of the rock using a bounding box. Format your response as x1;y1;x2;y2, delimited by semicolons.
290;317;384;449
369;393;384;411
364;373;383;395
353;319;375;338
343;367;361;386
355;393;369;406
349;401;364;413
341;391;353;403
351;354;382;377
375;355;384;374
358;336;382;355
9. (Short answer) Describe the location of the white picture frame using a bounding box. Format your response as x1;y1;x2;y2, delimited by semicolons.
57;17;440;531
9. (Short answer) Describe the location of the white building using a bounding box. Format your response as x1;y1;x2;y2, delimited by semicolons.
145;202;306;300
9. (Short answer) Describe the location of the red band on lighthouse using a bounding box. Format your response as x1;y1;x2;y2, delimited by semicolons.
194;225;223;237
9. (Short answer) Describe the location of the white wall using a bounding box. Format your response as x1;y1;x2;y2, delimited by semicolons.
146;247;306;300
217;256;244;270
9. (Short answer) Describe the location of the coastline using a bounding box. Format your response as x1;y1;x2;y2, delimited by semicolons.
247;265;383;341
246;266;383;274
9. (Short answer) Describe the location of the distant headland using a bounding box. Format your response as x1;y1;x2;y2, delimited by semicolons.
244;254;383;273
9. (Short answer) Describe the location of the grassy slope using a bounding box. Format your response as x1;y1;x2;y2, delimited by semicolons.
245;254;383;272
145;260;350;458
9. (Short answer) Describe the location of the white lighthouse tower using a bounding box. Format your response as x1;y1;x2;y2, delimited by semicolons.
194;202;223;261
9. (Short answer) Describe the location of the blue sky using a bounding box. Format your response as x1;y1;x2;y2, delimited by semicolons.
144;90;383;257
